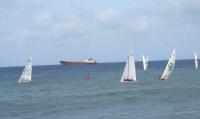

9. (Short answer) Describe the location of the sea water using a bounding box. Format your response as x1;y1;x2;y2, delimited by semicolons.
0;60;200;119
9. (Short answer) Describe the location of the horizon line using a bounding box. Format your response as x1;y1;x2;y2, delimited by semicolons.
0;58;196;68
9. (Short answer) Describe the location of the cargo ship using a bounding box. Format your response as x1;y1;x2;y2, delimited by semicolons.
59;58;97;65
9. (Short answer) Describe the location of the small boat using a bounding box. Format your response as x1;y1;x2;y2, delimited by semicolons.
194;52;198;69
142;53;148;71
60;58;97;65
84;75;91;80
160;49;176;80
121;50;136;83
18;56;32;83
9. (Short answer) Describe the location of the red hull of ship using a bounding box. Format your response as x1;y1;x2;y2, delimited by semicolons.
59;61;97;65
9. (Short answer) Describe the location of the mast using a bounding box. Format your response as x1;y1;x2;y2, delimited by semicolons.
127;55;129;79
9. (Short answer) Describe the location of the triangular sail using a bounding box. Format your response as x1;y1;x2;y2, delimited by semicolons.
18;57;32;83
121;50;136;82
160;49;176;80
194;52;198;69
142;53;148;71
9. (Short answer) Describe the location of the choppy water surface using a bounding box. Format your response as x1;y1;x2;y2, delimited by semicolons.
0;60;200;119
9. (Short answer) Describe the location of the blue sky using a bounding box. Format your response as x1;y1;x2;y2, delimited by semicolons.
1;0;200;66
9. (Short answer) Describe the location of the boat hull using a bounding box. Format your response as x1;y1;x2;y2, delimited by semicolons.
59;61;97;65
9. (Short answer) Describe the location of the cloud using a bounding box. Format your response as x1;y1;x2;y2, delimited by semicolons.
96;9;122;28
169;0;200;7
28;13;82;40
0;12;83;45
128;16;153;32
33;13;80;31
55;19;80;31
96;9;154;32
158;0;200;31
168;0;200;14
33;13;52;25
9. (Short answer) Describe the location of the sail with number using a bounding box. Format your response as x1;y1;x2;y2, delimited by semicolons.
142;53;148;71
194;52;198;69
160;49;176;80
18;57;32;83
121;50;136;82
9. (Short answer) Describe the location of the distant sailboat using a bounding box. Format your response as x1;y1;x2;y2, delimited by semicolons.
194;52;198;69
121;50;136;82
18;57;32;83
160;49;176;80
142;53;148;71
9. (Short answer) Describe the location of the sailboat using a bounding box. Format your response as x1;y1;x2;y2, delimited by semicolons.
121;50;136;82
142;53;148;71
160;49;176;80
18;56;32;83
194;52;198;69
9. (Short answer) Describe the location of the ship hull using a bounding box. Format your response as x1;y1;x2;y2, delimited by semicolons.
59;61;97;65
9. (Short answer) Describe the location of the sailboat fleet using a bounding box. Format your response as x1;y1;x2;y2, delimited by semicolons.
17;49;198;83
121;49;198;83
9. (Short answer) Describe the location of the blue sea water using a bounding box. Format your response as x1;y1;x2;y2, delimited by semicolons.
0;60;200;119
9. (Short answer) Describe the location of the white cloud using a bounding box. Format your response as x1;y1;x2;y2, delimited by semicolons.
51;18;82;39
33;13;52;25
128;16;153;32
170;0;200;7
96;9;154;32
96;9;122;28
168;0;200;12
31;13;82;39
55;19;80;31
33;13;80;30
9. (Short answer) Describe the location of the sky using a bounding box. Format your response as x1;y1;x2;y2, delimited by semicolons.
1;0;200;66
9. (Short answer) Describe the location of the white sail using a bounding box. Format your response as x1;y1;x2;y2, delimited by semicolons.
18;56;32;83
160;49;176;80
142;53;148;71
194;52;198;69
121;50;136;82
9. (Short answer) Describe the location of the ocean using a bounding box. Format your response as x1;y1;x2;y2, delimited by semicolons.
0;60;200;119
